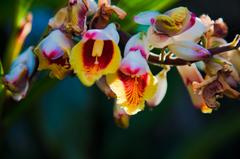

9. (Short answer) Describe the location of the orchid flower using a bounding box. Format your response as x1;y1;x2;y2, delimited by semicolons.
70;23;121;86
106;50;157;115
106;33;169;115
3;47;36;101
49;0;97;35
35;30;74;80
134;7;209;61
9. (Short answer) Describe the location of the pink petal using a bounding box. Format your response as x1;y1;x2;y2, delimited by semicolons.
168;41;210;61
174;18;207;42
39;30;73;60
83;23;119;44
124;33;149;58
120;50;150;76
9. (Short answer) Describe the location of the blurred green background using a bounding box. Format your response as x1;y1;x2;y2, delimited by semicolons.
0;0;240;159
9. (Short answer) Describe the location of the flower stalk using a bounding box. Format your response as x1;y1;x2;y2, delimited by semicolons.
148;34;240;66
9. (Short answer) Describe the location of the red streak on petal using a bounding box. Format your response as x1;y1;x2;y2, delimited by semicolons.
98;40;114;69
150;18;156;25
180;12;196;34
190;13;196;27
84;32;97;39
185;77;193;86
82;39;95;68
118;71;148;106
43;50;59;60
82;39;114;71
123;66;141;75
43;51;70;68
78;4;88;30
129;45;147;59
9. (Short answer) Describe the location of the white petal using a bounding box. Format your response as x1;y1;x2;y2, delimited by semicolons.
147;69;168;107
39;30;73;59
103;23;120;43
120;50;150;76
173;18;207;42
147;27;174;48
5;64;28;83
83;23;119;44
11;47;36;77
134;11;159;25
124;33;149;58
87;0;98;15
168;41;210;61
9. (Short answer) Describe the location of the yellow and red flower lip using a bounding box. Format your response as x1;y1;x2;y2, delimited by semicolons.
106;50;158;115
70;23;121;86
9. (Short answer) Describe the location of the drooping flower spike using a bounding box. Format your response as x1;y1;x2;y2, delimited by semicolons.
34;30;74;80
70;23;121;86
2;47;37;101
2;0;240;128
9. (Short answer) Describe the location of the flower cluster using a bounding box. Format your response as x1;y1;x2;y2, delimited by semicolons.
2;0;240;128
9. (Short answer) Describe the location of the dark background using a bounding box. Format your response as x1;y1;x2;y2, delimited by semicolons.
0;0;240;159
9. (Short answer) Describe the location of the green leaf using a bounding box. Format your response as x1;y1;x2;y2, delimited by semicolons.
15;0;33;27
0;59;5;114
0;59;4;92
116;0;178;32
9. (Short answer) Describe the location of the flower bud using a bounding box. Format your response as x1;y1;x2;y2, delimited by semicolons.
3;47;36;101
